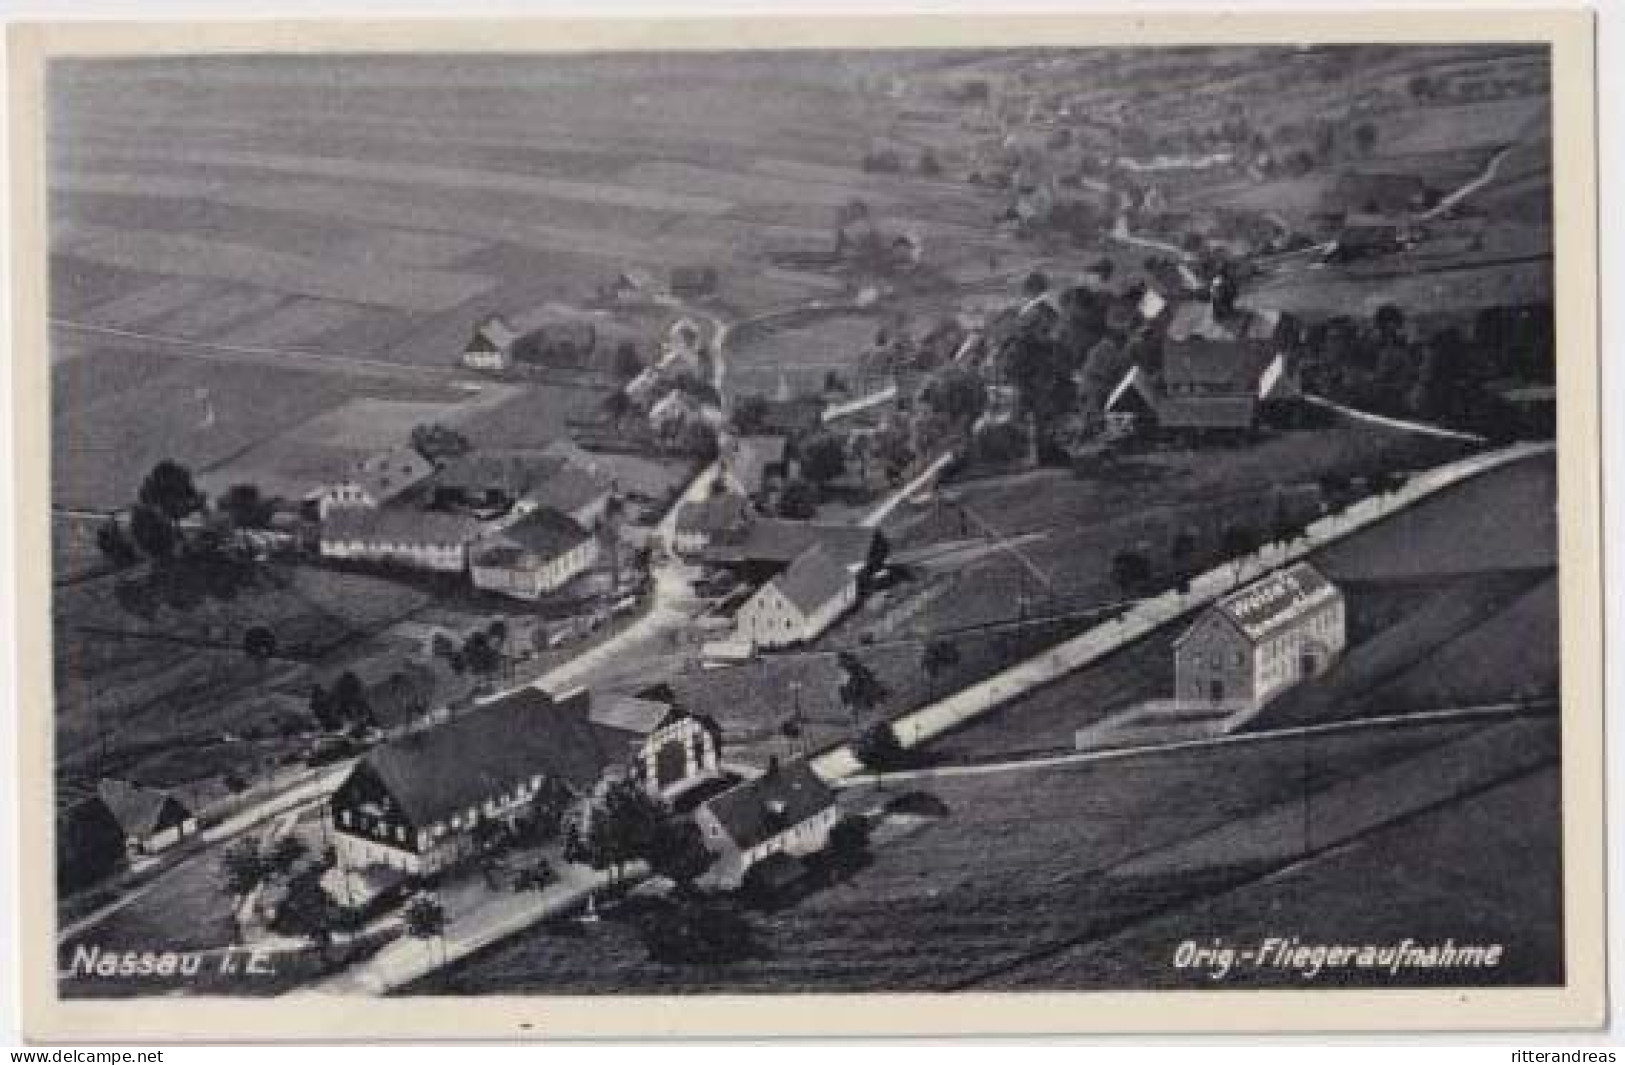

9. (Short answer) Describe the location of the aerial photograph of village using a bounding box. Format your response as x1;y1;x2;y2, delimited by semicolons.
47;44;1561;997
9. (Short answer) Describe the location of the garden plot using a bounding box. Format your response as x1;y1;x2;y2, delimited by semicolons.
148;287;288;339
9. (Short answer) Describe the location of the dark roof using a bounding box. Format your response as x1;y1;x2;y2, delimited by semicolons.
478;507;591;563
768;545;853;617
321;505;482;548
589;695;674;735
1155;395;1258;429
675;493;753;536
354;687;612;829
348;447;437;503
1162;340;1278;395
526;463;613;517
1210;561;1340;642
701;760;835;851
758;397;826;436
96;779;190;839
703;519;878;572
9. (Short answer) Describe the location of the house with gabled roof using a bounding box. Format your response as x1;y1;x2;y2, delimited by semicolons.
470;506;599;600
93;779;199;857
589;696;725;801
319;505;482;573
329;687;615;875
672;492;754;556
694;758;839;889
1174;561;1345;713
734;544;857;649
462;315;521;371
313;446;438;518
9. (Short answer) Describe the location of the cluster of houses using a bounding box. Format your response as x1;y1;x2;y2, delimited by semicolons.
674;476;883;651
313;440;620;602
1095;274;1300;443
327;683;839;891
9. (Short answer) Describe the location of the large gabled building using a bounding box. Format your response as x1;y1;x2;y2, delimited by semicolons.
329;687;615;876
470;506;599;600
1174;561;1346;713
734;545;857;649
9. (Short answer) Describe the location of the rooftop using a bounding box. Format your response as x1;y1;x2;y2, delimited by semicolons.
322;505;482;548
354;687;611;829
701;759;835;851
1210;562;1340;642
768;545;854;617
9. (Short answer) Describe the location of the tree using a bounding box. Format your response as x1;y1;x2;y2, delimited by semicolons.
331;670;372;730
585;781;667;883
402;893;447;963
799;433;847;490
1374;303;1406;344
1110;549;1153;597
853;721;907;770
920;638;961;699
612;341;643;381
218;484;273;530
128;503;178;561
923;365;987;426
95;519;138;566
308;684;342;733
1220;524;1261;577
219;837;267;899
602;390;634;425
243;625;278;660
974;420;1027;465
731;394;770;435
411;422;471;461
138;460;205;523
266;835;309;876
647;818;713;892
1168;528;1199;582
917;148;943;177
462;632;502;679
276;871;340;955
1022;270;1050;297
837;651;889;728
777;478;818;520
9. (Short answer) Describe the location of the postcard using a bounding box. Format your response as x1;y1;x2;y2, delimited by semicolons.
8;8;1603;1041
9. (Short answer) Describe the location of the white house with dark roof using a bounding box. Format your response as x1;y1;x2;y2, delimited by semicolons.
694;758;839;889
329;687;613;876
314;446;438;518
94;779;199;856
734;545;856;649
470;507;599;600
462;315;520;371
1173;561;1345;713
588;696;724;801
672;493;753;556
319;505;481;573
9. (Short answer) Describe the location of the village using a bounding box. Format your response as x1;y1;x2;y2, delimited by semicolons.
49;45;1560;994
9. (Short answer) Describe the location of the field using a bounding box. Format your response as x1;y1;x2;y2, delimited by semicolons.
48;53;1004;371
924;452;1556;761
420;714;1557;993
861;412;1478;652
52;562;438;786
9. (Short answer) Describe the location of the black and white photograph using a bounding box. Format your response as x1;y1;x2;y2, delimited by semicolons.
8;9;1605;1040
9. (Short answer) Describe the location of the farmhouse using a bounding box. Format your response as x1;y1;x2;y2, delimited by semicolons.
649;389;708;441
734;545;857;649
462;315;520;372
319;506;481;573
470;507;599;600
673;493;754;556
694;758;839;889
313;446;437;517
92;779;199;857
1173;561;1346;713
588;696;724;801
663;317;706;373
329;687;613;876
